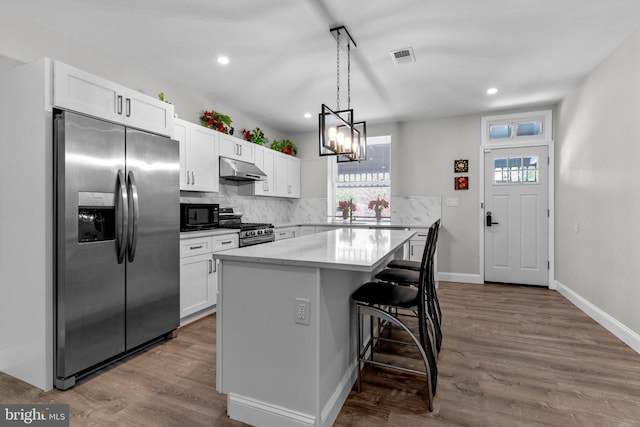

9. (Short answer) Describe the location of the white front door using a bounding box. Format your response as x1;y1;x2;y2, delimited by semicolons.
484;145;549;286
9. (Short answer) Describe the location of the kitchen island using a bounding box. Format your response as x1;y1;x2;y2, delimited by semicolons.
215;228;415;427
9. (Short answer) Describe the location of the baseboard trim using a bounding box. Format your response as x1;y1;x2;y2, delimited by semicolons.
320;361;357;427
227;393;315;427
555;280;640;355
438;272;483;284
179;306;216;328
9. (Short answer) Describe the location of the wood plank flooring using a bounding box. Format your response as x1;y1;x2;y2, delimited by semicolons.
2;282;640;426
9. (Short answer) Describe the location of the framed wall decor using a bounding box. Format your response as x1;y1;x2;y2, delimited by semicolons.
454;159;468;173
455;176;469;190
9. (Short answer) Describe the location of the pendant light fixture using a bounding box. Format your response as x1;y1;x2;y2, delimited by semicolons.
319;26;367;162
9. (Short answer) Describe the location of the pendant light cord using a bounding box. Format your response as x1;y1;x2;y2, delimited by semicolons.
347;42;351;110
336;29;340;111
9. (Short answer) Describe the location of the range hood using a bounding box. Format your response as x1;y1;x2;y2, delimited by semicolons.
219;157;267;181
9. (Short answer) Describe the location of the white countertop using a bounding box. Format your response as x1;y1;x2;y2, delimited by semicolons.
273;219;432;229
215;228;415;272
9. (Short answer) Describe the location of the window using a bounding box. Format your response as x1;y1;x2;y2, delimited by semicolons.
482;110;552;145
334;135;391;219
494;156;539;184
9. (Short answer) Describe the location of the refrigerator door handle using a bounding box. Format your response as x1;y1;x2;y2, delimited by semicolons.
127;170;140;262
116;169;129;264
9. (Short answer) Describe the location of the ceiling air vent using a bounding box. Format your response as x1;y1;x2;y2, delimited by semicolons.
390;47;416;65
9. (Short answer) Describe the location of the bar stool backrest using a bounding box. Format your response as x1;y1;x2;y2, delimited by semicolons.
416;220;439;349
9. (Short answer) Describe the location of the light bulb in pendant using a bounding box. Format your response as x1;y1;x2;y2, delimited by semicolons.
336;132;344;152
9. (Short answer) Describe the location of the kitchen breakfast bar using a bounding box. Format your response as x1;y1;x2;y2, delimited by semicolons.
215;228;415;427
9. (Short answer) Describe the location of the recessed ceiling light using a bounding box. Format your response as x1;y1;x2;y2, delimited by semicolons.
217;56;229;65
486;87;498;95
304;113;312;119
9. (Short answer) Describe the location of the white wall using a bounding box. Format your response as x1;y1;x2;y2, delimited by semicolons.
556;28;640;337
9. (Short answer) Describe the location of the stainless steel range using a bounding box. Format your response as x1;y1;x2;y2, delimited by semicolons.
218;208;275;247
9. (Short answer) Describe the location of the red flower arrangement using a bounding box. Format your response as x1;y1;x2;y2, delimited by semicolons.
200;110;232;134
242;127;266;145
368;195;389;220
338;200;356;219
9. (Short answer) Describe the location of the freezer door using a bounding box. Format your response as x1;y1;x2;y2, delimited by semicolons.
55;111;126;379
125;128;179;349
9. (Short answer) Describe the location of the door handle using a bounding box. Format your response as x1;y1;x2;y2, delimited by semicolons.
115;169;128;264
186;170;190;185
191;171;195;185
486;211;500;227
117;95;123;115
127;171;139;262
125;98;131;117
209;259;213;274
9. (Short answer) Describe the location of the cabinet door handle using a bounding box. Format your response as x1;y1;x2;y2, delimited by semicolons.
410;245;414;257
117;95;123;115
192;171;195;185
186;170;191;184
125;98;131;117
190;245;203;250
221;240;233;245
212;256;216;273
240;145;243;156
209;259;213;274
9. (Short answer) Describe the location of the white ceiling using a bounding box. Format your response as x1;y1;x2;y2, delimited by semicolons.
3;0;640;133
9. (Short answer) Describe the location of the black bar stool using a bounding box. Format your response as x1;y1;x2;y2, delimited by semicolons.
351;221;439;411
376;220;442;351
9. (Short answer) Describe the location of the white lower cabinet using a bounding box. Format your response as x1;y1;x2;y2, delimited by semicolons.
274;227;294;240
180;232;239;325
408;229;429;261
298;226;316;236
180;252;215;319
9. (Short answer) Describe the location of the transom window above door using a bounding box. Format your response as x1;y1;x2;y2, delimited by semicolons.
482;110;552;145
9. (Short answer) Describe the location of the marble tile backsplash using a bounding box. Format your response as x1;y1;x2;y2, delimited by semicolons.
391;196;441;226
181;184;440;226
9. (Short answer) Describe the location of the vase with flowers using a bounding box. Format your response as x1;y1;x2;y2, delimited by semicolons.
368;195;389;221
337;199;356;219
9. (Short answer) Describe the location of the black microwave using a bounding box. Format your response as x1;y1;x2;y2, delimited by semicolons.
180;203;219;232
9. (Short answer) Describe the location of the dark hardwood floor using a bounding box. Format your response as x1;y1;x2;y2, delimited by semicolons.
2;282;640;426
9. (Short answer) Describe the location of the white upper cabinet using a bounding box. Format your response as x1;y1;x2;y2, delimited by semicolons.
53;61;174;137
274;152;300;198
174;118;219;192
218;133;254;163
253;145;275;196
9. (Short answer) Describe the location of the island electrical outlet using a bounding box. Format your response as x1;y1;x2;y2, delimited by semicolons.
295;298;310;325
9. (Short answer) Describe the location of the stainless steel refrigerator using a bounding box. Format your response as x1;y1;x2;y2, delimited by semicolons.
54;110;179;389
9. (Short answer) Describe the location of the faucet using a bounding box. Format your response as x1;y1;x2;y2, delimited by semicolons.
349;198;354;223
